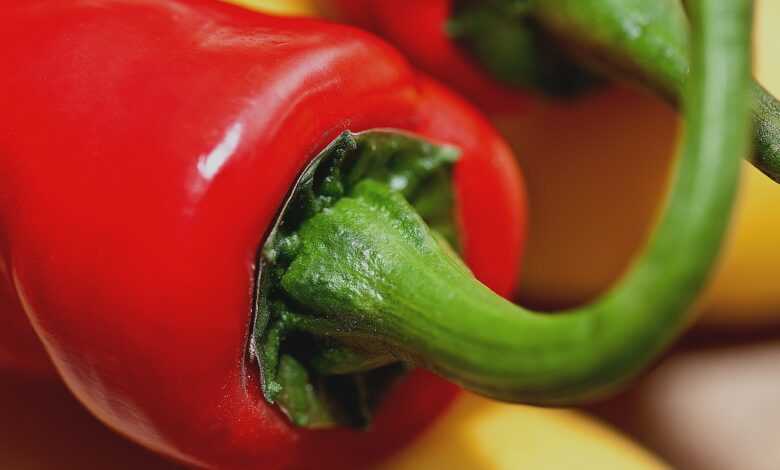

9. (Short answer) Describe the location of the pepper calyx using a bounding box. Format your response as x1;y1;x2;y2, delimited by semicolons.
251;131;460;428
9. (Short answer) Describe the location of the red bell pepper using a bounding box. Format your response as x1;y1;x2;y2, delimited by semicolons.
0;1;523;468
0;1;752;469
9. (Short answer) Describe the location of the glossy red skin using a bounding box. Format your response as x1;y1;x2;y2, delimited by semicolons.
330;0;535;113
0;1;525;468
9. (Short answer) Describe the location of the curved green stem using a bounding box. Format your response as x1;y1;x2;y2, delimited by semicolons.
447;1;600;96
265;0;750;410
532;0;690;100
532;0;780;182
457;0;780;182
751;81;780;179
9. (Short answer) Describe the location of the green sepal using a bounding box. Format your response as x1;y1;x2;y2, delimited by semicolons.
250;131;460;429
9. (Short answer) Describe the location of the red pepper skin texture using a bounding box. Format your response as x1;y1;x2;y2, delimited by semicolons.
330;0;533;113
0;1;525;469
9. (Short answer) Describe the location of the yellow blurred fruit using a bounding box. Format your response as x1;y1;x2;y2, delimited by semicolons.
377;393;666;470
224;0;320;16
699;0;780;325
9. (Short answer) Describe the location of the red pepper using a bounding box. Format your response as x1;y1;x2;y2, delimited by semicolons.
0;1;524;468
327;0;533;113
0;274;53;375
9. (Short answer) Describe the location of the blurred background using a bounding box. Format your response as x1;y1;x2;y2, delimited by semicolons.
2;1;778;469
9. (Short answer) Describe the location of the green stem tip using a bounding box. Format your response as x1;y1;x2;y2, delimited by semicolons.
253;0;751;429
454;0;780;182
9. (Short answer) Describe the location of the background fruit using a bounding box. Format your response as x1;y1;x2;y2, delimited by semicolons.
377;393;665;470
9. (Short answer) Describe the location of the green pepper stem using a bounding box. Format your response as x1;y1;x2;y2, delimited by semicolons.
459;0;779;182
534;0;780;182
532;0;780;182
531;0;690;101
278;0;751;405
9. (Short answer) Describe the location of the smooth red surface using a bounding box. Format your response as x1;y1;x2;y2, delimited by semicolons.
0;1;525;468
331;0;535;113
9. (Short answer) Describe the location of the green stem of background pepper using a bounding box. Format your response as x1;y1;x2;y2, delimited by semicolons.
455;0;780;182
260;0;751;408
